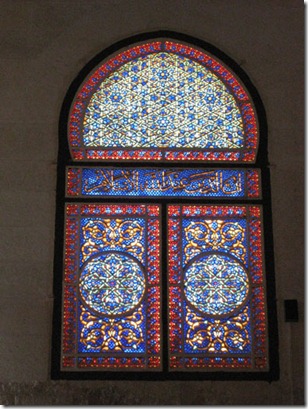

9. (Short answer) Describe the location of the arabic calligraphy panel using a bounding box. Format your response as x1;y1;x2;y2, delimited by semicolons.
66;167;261;199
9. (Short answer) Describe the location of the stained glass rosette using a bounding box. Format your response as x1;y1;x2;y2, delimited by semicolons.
168;205;268;370
62;204;161;371
69;41;258;163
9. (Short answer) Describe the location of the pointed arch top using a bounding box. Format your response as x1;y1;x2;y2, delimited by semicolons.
68;38;259;163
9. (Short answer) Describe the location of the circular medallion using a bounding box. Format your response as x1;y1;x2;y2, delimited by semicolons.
79;252;145;316
184;253;249;317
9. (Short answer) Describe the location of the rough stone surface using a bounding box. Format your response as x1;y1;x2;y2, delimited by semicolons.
0;380;298;405
0;0;304;405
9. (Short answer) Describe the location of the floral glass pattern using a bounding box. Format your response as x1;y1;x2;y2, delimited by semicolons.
62;204;161;370
168;205;268;371
69;41;258;162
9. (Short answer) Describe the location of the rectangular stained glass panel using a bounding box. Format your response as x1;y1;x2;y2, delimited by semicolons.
66;167;261;199
62;204;161;371
168;205;268;371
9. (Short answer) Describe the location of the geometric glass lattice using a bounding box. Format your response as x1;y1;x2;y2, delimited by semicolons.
84;53;243;149
184;253;250;317
69;41;258;163
79;252;146;316
168;205;268;371
62;203;161;371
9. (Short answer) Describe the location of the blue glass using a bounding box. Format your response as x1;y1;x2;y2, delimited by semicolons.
184;253;249;316
182;218;248;266
79;217;146;266
83;53;244;150
76;168;248;198
79;252;146;316
78;302;146;353
183;301;252;354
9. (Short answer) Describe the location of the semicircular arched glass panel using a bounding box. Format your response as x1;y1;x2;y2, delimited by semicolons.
69;41;258;163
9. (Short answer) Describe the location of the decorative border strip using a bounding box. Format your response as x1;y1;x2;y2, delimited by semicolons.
66;167;261;199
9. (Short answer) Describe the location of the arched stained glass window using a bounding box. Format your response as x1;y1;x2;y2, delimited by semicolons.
69;41;258;162
53;33;277;380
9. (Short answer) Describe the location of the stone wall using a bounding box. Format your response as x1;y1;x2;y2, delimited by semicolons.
0;0;304;405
